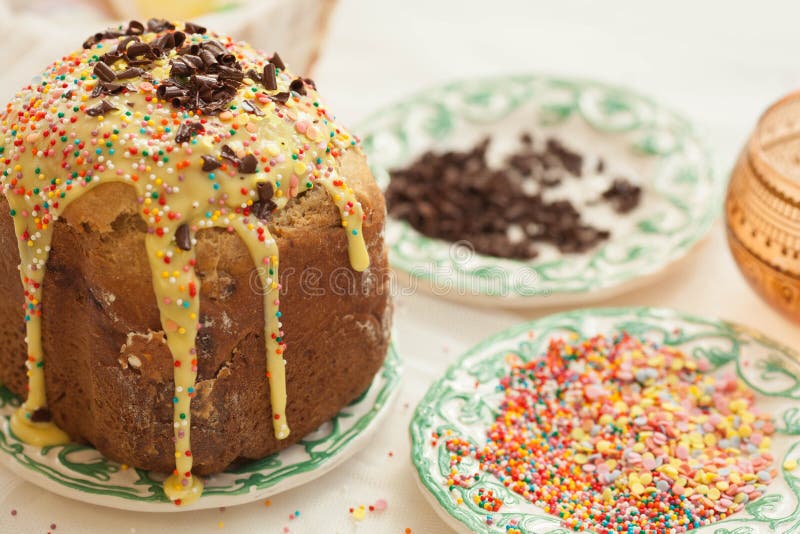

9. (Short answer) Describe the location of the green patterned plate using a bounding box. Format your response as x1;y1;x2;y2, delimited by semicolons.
357;75;719;306
410;307;800;533
0;343;401;512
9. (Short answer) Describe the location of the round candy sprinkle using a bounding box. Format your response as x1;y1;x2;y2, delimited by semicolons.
445;333;776;533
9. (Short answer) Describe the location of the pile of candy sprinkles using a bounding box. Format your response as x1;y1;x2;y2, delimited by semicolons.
445;333;777;533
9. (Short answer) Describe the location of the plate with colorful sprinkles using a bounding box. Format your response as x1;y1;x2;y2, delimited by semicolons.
358;75;720;306
410;307;800;533
0;343;400;512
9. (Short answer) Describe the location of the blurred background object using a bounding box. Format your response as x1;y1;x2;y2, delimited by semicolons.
0;0;336;92
726;92;800;323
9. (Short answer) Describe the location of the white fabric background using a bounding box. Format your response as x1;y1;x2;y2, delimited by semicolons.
0;1;800;532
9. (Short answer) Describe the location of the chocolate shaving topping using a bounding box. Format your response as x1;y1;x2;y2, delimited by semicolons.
175;224;192;251
183;22;207;35
82;19;147;49
241;99;264;116
156;37;245;114
270;52;285;70
175;121;203;144
251;200;276;221
93;61;116;82
83;29;123;49
86;100;117;117
116;67;144;79
271;92;290;104
220;145;240;164
91;82;127;98
304;77;317;90
126;41;156;60
83;20;260;116
257;181;274;202
30;408;53;423
100;52;122;65
251;181;277;220
289;78;307;95
239;154;258;174
152;31;185;53
127;20;144;35
146;18;175;33
262;63;277;90
602;178;641;214
201;155;221;172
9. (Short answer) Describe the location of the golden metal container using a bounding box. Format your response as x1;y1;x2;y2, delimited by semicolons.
726;91;800;322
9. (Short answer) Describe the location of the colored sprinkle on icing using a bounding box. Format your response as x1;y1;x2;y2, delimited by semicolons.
444;333;776;533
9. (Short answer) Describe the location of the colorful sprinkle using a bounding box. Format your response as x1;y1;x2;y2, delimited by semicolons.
445;333;776;533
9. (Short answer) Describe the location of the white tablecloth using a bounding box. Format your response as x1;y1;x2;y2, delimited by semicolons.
1;1;800;532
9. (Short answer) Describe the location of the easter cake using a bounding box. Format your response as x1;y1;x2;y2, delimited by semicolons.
0;19;391;504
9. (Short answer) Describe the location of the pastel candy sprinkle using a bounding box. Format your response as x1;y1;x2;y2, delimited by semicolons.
444;333;776;533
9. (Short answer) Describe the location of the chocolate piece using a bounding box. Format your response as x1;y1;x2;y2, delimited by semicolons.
126;20;145;35
201;155;221;172
157;85;187;100
175;224;192;251
289;78;306;96
257;181;274;202
251;199;276;220
239;154;258;174
200;50;218;69
100;52;123;65
217;53;236;66
93;61;116;82
203;40;226;56
174;121;203;144
86;100;117;117
83;29;123;49
30;408;53;423
220;145;239;164
116;67;144;80
271;92;290;104
602;178;641;214
91;82;127;98
183;22;207;35
126;42;154;59
303;77;317;90
183;55;204;71
241;99;264;117
262;63;277;90
270;52;285;70
146;18;175;32
546;139;583;176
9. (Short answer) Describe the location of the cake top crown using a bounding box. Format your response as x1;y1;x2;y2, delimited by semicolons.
0;19;360;222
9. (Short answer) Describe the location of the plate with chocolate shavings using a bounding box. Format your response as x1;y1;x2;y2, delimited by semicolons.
358;74;720;306
410;306;800;533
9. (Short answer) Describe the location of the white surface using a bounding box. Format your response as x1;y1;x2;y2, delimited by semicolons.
0;1;799;532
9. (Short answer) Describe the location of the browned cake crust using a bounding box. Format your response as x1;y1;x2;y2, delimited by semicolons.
0;149;391;475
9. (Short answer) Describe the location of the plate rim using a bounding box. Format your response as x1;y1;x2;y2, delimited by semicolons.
408;306;799;533
0;341;402;512
356;73;722;304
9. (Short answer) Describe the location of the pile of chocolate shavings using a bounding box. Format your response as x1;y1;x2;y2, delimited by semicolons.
82;19;307;118
386;134;642;260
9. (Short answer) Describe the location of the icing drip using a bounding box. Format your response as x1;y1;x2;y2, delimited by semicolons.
0;22;369;505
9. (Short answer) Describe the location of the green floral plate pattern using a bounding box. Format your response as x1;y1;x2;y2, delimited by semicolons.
0;343;401;512
357;75;720;306
410;307;800;533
